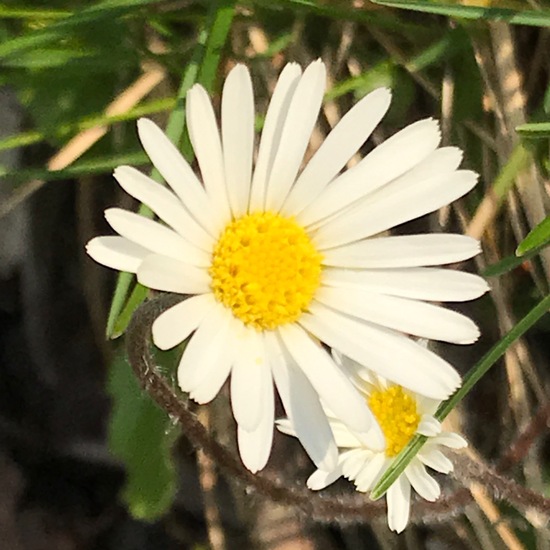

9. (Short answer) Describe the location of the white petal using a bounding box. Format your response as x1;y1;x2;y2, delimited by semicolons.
387;474;411;534
341;449;372;481
307;465;344;490
301;303;461;399
178;305;236;397
322;234;482;268
278;323;382;445
221;64;254;217
329;420;365;449
86;236;148;273
151;293;216;350
417;415;442;437
265;60;326;212
434;432;468;449
231;330;269;431
105;208;210;267
137;254;210;294
282;87;392;216
315;285;480;344
237;385;274;473
275;418;295;437
405;461;440;501
354;452;387;492
323;267;489;303
267;332;338;471
249;63;302;212
114;165;213;251
136;118;215;236
186;85;231;228
313;169;478;249
190;352;234;404
418;448;454;474
299;119;444;227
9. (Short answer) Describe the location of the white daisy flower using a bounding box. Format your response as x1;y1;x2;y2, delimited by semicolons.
278;353;467;534
86;60;486;474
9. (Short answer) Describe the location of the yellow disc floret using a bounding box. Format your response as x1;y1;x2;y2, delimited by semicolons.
209;211;322;330
368;386;420;457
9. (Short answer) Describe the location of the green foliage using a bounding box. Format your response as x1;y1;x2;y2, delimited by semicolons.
516;216;550;256
108;350;179;519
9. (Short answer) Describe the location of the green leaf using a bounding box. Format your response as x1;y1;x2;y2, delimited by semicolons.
371;0;550;27
371;292;550;500
108;351;178;520
516;121;550;138
516;216;550;256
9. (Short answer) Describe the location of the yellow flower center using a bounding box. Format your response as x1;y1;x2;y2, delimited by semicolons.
209;211;322;330
368;386;420;457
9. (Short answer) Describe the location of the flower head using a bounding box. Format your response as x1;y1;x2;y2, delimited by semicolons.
86;60;486;473
278;352;467;533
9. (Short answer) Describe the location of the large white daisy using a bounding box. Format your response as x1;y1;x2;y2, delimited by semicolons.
87;60;487;473
278;353;467;534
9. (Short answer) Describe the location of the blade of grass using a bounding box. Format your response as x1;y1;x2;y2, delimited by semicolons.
0;97;175;153
371;292;550;500
105;0;237;338
516;121;550;138
372;0;550;27
0;0;160;59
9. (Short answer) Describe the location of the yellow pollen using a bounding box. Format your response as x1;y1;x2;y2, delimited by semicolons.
368;386;420;457
209;211;322;330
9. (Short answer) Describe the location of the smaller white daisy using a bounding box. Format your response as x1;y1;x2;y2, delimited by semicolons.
278;352;467;534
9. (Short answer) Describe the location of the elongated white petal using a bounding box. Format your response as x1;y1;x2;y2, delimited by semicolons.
387;474;411;533
136;118;215;235
278;323;382;445
301;303;460;399
323;267;489;303
265;60;326;212
249;63;302;212
105;208;210;267
186;84;231;228
282;87;392;216
299;119;444;227
190;352;234;404
114;166;213;251
434;432;468;449
307;465;344;490
177;304;235;393
329;421;365;449
231;329;269;431
322;234;482;268
152;293;216;350
275;418;296;437
405;461;440;501
237;377;274;473
315;286;480;344
354;453;387;492
267;331;338;471
86;236;148;273
342;449;372;480
222;64;254;217
418;448;453;474
137;254;210;294
314;169;478;249
417;415;442;437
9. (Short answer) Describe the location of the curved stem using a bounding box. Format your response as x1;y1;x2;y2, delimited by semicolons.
125;294;477;524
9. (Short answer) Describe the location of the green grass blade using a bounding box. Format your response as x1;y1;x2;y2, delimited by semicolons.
372;0;550;27
516;121;550;137
105;0;237;338
371;292;550;500
516;216;550;256
0;0;159;60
